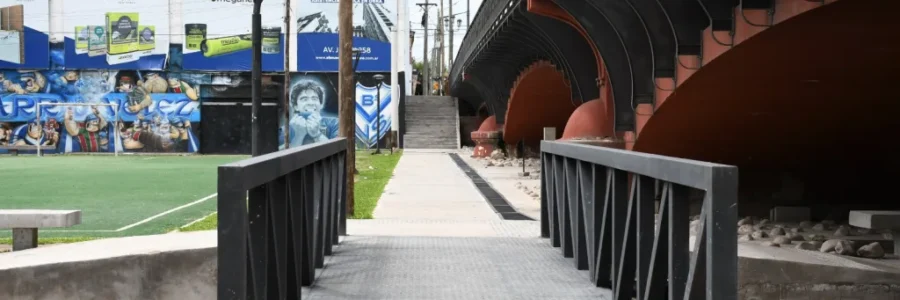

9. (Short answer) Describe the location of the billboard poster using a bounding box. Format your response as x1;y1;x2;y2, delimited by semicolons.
293;0;393;72
181;0;285;71
0;70;206;153
0;0;50;69
62;0;170;70
279;72;391;149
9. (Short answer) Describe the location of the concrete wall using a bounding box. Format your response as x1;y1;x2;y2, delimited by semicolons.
737;244;900;299
2;230;899;299
0;231;216;300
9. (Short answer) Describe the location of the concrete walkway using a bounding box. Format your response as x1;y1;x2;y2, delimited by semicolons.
303;150;610;299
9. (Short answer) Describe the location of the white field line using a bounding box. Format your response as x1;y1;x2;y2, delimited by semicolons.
167;212;218;233
38;229;117;233
116;193;218;232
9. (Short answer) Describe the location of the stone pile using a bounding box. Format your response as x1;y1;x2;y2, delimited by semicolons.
514;181;541;200
477;150;542;178
719;216;890;259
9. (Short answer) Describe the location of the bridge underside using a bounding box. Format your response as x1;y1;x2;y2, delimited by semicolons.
451;0;900;218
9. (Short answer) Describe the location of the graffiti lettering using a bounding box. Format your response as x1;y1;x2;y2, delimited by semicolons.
361;95;375;106
0;93;199;122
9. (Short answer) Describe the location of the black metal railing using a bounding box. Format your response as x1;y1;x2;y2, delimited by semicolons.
217;138;347;299
541;141;738;300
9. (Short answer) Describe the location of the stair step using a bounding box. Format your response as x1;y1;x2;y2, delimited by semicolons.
402;95;459;150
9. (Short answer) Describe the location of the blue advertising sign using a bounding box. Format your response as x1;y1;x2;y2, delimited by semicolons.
293;0;395;72
62;0;170;70
296;34;391;72
0;0;50;69
181;0;285;71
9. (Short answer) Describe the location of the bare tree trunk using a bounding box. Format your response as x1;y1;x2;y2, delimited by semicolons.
338;0;355;216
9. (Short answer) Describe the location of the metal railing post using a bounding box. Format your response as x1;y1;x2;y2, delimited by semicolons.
538;140;738;300
217;138;348;299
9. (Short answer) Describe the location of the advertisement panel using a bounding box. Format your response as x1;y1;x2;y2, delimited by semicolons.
294;0;393;72
0;70;204;153
278;73;391;149
0;0;50;69
181;0;285;71
62;0;170;70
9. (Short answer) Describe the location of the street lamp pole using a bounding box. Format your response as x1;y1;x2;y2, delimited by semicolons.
251;0;263;156
372;74;385;155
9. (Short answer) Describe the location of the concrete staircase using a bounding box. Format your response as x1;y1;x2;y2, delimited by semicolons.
403;96;460;149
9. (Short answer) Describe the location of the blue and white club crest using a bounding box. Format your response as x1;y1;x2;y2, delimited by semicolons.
354;82;392;147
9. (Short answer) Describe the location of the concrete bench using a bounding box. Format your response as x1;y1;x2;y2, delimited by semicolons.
0;145;56;156
849;210;900;255
0;210;81;251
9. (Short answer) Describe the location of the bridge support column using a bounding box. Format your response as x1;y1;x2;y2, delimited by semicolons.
559;99;623;148
472;131;501;158
471;116;501;158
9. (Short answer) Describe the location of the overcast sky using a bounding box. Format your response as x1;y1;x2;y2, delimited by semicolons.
407;0;482;64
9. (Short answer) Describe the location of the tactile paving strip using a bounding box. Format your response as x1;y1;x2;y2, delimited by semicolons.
448;153;536;221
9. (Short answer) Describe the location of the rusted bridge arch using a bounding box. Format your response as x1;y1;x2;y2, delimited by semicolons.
452;0;900;215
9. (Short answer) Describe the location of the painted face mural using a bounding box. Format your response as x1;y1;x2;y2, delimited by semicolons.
281;75;340;148
292;82;324;116
278;73;394;150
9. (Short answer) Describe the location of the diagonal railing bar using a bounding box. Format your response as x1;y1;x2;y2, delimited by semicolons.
592;167;615;287
567;158;589;270
541;141;738;300
218;138;348;300
643;183;670;300
613;177;638;300
635;175;655;300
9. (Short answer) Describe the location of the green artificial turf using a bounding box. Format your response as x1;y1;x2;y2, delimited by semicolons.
351;151;402;219
178;150;403;232
0;155;246;239
1;151;402;245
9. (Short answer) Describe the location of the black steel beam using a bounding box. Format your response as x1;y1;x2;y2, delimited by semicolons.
552;0;636;131
585;0;657;107
520;5;601;102
697;0;738;31
627;0;677;78
655;0;709;55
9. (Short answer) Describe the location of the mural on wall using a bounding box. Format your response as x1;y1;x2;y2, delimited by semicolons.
293;0;394;72
60;0;170;70
280;74;340;148
279;72;392;149
181;0;285;71
0;70;204;153
355;78;391;147
0;0;50;69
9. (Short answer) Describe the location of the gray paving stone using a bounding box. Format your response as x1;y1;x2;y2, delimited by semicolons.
301;236;612;299
301;152;612;299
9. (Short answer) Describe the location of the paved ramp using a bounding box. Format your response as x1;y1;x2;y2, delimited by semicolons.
301;152;611;299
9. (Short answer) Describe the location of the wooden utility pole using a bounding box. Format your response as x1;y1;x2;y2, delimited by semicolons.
282;0;291;148
438;2;444;95
416;1;436;95
448;0;453;66
338;0;356;216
